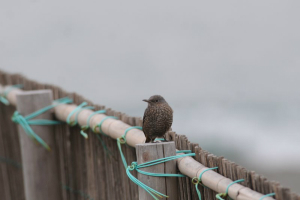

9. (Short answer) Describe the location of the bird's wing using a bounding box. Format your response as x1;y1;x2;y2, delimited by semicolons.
142;109;147;126
163;109;173;133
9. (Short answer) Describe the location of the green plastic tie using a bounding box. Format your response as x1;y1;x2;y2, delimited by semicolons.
127;153;195;200
91;115;118;158
216;179;245;200
192;167;218;200
11;97;73;150
66;102;94;126
80;110;106;139
259;193;276;200
0;96;9;105
176;150;192;154
154;138;164;141
117;126;143;168
0;84;23;105
92;116;118;135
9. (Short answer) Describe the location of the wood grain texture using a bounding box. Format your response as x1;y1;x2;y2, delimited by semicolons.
1;70;297;200
0;72;25;200
136;142;178;200
16;90;62;200
1;80;279;200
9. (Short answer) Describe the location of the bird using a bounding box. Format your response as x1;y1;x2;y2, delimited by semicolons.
142;95;173;143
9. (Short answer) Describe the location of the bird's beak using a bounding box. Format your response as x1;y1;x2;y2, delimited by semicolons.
143;99;150;103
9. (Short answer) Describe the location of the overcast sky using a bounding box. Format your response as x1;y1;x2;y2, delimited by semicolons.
1;1;300;106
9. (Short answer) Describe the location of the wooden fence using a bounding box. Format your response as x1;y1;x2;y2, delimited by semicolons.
0;69;299;200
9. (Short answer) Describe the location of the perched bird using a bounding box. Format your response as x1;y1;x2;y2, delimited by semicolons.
142;95;173;143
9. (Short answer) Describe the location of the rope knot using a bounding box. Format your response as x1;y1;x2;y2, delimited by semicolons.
119;136;126;144
11;111;23;124
192;177;200;185
81;125;89;131
216;193;227;199
10;97;73;151
68;121;77;126
129;162;138;170
216;179;244;200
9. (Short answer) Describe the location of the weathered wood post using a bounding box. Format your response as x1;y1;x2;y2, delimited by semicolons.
16;90;62;200
136;142;178;200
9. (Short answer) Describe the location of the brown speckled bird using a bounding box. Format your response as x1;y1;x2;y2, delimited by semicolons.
142;95;173;143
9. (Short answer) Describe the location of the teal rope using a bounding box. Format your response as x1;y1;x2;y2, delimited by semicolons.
66;102;87;125
0;84;23;105
66;102;93;126
126;166;167;199
11;97;73;150
0;95;9;105
137;153;195;169
193;167;218;200
92;116;118;135
127;153;195;200
176;150;192;154
216;179;245;200
80;110;106;138
66;102;94;138
92;116;118;157
117;126;143;168
259;193;276;200
74;106;94;126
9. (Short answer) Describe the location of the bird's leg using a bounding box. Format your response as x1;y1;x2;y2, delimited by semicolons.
163;135;169;142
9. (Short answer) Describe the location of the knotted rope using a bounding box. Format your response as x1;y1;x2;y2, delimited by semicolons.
216;179;245;200
192;167;218;200
11;97;73;150
117;126;143;168
127;153;195;200
80;110;106;138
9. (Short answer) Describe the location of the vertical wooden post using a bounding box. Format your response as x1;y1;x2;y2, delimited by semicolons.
136;142;178;200
16;90;62;200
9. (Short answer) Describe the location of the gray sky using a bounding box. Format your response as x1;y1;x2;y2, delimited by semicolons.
1;0;300;193
1;1;300;106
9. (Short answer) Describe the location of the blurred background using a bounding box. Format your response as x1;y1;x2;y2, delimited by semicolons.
1;0;299;194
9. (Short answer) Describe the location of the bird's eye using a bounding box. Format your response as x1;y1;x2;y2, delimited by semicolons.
155;100;159;102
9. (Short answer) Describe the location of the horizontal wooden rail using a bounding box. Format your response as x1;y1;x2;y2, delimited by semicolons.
0;84;274;200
